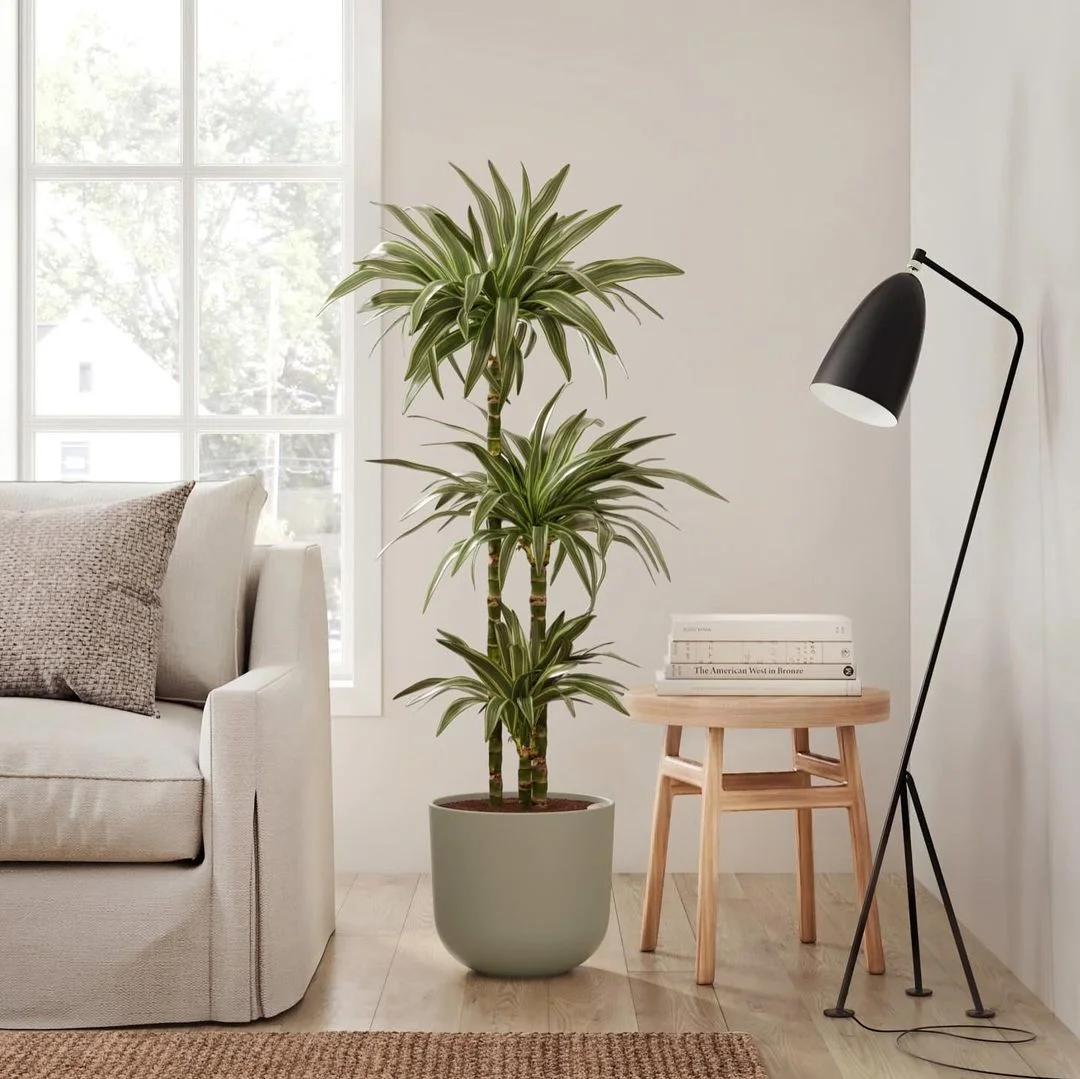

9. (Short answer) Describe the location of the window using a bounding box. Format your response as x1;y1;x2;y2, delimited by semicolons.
19;0;383;714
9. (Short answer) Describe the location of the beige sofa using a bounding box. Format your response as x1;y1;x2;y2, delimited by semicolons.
0;480;335;1028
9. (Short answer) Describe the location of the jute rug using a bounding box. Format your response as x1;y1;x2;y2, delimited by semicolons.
0;1030;767;1078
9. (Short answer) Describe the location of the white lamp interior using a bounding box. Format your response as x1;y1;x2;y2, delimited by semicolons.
810;382;897;428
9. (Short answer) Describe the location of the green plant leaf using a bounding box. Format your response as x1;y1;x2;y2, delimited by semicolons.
461;271;487;324
557;266;615;309
494;296;519;366
466;207;488;269
378;203;455;270
464;310;496;396
451;164;503;250
536;205;621;269
580;257;684;287
537;315;573;381
528;164;571;225
529;290;616;354
409;281;448;332
436;696;481;735
487;160;517;243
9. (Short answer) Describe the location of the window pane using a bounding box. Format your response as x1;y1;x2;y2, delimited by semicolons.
197;0;342;164
197;181;341;417
35;181;182;416
199;433;343;668
34;432;181;481
34;0;181;164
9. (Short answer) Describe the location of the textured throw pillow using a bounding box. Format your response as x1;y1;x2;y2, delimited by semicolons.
0;483;194;716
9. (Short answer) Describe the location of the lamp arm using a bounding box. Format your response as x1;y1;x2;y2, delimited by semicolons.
904;247;1024;753
912;248;1025;339
828;248;1024;1015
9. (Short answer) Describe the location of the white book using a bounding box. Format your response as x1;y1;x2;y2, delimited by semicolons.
655;673;862;697
668;639;855;664
663;662;856;680
670;613;852;641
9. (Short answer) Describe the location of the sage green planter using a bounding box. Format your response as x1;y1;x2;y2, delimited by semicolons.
429;794;614;977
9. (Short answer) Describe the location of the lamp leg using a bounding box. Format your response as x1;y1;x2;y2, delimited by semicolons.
901;775;932;998
823;769;904;1018
904;774;995;1019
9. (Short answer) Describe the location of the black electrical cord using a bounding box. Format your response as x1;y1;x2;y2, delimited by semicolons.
846;1013;1065;1078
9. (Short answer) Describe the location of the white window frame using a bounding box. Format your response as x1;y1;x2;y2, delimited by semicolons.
0;4;16;483
15;0;383;716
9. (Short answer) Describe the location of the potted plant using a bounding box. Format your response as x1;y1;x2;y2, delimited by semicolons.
326;164;722;976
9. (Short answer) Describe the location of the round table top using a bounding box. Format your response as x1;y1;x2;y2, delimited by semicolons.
622;685;890;729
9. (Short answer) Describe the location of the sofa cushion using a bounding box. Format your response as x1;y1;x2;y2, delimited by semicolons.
0;484;194;716
0;697;203;862
0;477;266;704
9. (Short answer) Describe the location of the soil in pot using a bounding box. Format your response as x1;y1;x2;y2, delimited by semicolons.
439;797;593;813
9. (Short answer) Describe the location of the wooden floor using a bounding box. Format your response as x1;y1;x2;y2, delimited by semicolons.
251;872;1080;1079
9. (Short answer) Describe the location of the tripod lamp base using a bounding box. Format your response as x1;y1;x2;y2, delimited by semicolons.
905;987;933;998
823;1007;856;1019
966;1007;996;1019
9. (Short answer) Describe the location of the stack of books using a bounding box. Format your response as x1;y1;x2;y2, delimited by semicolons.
655;613;861;696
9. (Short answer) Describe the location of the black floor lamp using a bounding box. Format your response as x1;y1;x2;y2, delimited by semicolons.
809;248;1024;1020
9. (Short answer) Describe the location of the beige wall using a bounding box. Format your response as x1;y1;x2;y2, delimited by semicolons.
333;0;912;873
911;0;1080;1033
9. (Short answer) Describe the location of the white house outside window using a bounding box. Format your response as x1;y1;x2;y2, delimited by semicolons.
18;0;383;714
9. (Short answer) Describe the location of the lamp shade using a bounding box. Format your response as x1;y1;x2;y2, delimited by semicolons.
810;270;926;427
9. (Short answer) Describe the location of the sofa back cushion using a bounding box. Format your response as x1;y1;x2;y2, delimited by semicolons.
0;476;266;703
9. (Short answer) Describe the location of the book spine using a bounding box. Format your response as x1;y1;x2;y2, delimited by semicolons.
663;662;856;680
654;676;862;697
670;617;852;641
668;640;855;664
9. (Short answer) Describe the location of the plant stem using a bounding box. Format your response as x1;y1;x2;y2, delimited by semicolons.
529;550;549;808
517;744;533;809
486;354;504;806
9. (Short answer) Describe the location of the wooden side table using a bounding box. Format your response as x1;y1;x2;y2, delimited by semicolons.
623;685;890;985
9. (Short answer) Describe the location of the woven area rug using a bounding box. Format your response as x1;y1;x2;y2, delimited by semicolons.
0;1030;767;1078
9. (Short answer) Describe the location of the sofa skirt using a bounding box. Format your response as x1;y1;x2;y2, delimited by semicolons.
0;859;212;1029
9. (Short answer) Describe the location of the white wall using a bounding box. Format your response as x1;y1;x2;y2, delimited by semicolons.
333;0;912;874
911;0;1080;1033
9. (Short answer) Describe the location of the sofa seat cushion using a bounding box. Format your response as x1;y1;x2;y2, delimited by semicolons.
0;698;203;862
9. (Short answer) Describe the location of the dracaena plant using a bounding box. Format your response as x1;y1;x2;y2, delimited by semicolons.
396;608;629;807
382;390;724;806
326;162;720;808
381;388;724;610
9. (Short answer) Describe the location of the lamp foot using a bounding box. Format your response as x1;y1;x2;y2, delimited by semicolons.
824;1007;856;1019
905;987;933;998
966;1007;996;1019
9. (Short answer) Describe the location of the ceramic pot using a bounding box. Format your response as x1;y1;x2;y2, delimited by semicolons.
428;792;614;977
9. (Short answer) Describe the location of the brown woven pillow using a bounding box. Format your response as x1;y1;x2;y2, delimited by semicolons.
0;483;194;716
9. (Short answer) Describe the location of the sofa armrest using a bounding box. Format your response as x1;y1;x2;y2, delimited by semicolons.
197;544;335;1021
248;543;332;678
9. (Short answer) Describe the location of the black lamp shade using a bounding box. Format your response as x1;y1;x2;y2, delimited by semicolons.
810;270;926;427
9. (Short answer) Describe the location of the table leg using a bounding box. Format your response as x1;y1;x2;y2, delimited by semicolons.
641;725;682;952
695;726;725;985
792;727;816;944
838;725;885;974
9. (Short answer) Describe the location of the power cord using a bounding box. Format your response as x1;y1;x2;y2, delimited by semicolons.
845;1013;1065;1078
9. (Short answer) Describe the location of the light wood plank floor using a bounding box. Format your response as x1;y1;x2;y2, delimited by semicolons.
251;872;1080;1079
